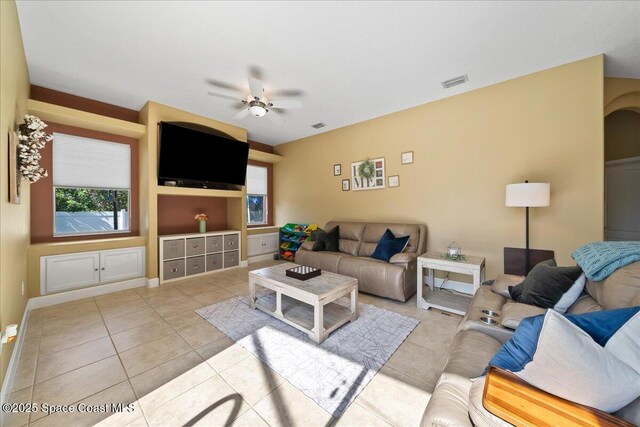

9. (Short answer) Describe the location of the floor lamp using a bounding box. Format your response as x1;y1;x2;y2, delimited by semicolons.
505;181;550;273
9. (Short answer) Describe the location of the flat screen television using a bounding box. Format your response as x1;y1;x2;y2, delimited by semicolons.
158;122;249;190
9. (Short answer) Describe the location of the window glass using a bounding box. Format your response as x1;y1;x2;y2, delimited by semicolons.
54;188;130;235
247;194;267;225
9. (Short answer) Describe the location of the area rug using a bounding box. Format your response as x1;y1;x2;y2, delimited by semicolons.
196;295;419;417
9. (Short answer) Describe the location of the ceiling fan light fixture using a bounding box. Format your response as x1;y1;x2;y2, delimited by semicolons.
249;105;267;117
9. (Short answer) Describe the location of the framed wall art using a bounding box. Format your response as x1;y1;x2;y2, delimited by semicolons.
401;151;414;165
351;157;385;191
334;164;341;176
342;179;350;191
388;175;399;187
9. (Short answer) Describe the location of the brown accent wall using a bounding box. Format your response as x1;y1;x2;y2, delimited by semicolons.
247;159;274;227
248;140;274;153
30;123;140;243
157;196;228;235
30;85;139;122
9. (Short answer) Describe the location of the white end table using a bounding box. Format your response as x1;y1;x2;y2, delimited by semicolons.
416;251;486;315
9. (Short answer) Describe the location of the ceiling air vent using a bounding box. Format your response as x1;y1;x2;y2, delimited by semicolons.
311;122;326;129
441;75;468;89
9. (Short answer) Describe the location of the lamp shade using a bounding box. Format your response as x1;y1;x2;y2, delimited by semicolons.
505;182;550;207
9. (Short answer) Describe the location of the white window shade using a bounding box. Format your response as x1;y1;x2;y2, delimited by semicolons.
53;133;131;189
246;165;268;195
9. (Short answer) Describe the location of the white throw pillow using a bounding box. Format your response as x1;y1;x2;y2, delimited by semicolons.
553;273;586;313
515;310;640;413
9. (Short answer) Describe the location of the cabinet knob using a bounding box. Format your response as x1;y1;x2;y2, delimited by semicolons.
94;268;99;272
101;267;106;271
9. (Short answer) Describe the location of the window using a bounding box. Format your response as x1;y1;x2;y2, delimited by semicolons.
246;164;268;225
53;133;131;236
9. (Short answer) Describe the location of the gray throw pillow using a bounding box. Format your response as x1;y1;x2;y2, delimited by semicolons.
509;259;583;310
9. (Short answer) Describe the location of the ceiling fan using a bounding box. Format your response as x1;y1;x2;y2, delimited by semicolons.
207;77;302;124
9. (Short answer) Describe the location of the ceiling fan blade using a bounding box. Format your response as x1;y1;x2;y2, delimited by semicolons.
248;77;264;99
269;99;302;109
234;108;250;119
207;91;241;101
266;109;284;124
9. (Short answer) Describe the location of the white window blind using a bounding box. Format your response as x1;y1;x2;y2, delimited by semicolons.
246;165;268;195
53;133;131;189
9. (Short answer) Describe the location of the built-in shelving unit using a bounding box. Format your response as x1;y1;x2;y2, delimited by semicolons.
156;185;244;198
159;230;241;284
249;149;282;163
27;99;146;138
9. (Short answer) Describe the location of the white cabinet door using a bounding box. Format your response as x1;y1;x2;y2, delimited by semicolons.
263;233;280;253
247;235;263;257
100;247;145;283
44;252;100;294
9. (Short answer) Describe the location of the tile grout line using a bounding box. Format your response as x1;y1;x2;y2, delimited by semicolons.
95;294;152;427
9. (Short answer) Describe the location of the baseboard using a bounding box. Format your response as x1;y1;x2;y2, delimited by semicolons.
28;277;146;310
426;277;474;296
240;260;249;267
248;252;278;264
146;277;159;288
0;304;31;406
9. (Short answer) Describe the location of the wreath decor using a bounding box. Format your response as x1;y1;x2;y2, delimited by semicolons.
357;159;376;180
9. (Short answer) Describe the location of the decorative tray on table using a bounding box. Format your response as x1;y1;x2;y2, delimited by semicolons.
286;265;321;281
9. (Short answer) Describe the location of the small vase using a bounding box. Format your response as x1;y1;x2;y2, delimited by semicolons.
198;220;207;233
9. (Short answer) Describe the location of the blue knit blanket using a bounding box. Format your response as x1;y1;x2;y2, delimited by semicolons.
572;241;640;281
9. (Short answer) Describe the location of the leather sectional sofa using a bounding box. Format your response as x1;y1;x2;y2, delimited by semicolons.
295;221;427;302
421;260;640;426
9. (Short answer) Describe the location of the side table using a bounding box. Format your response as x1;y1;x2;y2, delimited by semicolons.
416;251;486;315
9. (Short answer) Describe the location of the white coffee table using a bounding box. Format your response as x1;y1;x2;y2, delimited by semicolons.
249;263;358;343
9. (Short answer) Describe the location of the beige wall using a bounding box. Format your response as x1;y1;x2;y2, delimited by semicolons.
605;110;640;161
274;56;604;280
0;0;31;381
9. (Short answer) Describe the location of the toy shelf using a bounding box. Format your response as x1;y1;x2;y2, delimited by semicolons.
279;223;317;261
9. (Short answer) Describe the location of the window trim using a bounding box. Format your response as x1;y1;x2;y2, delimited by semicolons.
246;160;273;227
29;121;140;244
53;186;132;237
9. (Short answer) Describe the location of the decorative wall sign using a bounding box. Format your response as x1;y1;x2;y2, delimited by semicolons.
8;131;20;204
388;175;399;188
351;157;385;191
342;179;350;191
334;164;341;176
401;151;414;165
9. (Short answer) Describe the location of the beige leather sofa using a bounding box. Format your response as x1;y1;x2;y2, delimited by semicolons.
421;260;640;426
295;221;427;302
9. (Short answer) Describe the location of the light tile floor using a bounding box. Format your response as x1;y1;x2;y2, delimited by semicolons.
4;260;461;427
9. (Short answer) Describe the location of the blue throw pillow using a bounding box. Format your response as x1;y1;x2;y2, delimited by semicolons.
371;229;410;262
487;306;640;373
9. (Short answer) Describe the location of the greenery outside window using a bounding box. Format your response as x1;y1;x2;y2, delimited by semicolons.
54;188;130;235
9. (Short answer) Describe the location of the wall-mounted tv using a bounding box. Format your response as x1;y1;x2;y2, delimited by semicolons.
158;122;249;190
